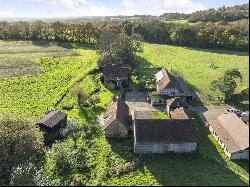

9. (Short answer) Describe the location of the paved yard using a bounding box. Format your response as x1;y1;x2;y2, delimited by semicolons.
125;91;160;119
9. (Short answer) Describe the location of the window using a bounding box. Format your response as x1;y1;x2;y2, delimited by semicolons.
164;91;169;95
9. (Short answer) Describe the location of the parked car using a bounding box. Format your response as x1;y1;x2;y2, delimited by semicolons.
241;111;249;123
227;108;242;115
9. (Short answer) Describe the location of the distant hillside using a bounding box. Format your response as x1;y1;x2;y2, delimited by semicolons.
188;3;249;23
159;13;190;21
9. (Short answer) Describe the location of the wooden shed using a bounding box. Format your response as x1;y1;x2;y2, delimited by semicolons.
36;110;67;131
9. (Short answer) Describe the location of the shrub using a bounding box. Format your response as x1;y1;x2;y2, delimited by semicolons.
10;161;52;186
0;115;44;185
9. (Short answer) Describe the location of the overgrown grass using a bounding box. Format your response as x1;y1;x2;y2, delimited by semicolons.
152;111;169;119
0;41;97;120
56;72;113;124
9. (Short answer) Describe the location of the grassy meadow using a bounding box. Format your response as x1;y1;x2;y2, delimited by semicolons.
137;43;249;105
0;40;249;186
0;41;97;120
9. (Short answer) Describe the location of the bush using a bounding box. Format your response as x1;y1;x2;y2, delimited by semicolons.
10;161;52;186
0;115;44;185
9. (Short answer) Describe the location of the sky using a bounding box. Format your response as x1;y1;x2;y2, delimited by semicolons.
0;0;248;18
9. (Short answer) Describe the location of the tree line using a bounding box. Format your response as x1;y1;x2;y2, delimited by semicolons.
0;18;248;51
188;3;249;23
160;3;249;23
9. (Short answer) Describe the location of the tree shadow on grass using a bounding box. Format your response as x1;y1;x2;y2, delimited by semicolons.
31;40;52;47
183;46;249;57
233;160;249;173
137;111;249;186
106;137;135;162
79;105;106;124
228;88;249;111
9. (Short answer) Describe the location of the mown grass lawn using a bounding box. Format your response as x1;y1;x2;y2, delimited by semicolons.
137;43;249;101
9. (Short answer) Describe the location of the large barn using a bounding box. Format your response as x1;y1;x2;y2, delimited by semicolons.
133;111;198;154
209;112;249;160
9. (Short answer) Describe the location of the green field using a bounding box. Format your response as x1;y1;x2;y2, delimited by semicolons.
137;43;249;104
0;41;97;120
164;19;189;24
55;72;114;124
0;40;249;186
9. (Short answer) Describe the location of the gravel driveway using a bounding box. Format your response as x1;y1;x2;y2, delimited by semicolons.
125;91;159;119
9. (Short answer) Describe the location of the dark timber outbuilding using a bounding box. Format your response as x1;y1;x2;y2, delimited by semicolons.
102;63;129;89
36;110;67;131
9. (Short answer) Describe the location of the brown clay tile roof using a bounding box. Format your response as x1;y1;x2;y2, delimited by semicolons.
102;63;129;78
210;112;249;153
135;119;198;144
156;69;182;92
170;107;189;119
166;97;185;108
103;98;130;129
36;111;67;129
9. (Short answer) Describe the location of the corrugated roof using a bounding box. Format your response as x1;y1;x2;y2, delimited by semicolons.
36;111;66;129
210;112;249;153
170;107;189;119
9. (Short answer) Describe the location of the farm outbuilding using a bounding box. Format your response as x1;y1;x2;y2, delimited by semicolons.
155;69;184;97
102;97;132;137
166;97;186;109
36;110;67;131
209;112;249;160
133;111;198;154
155;68;194;102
